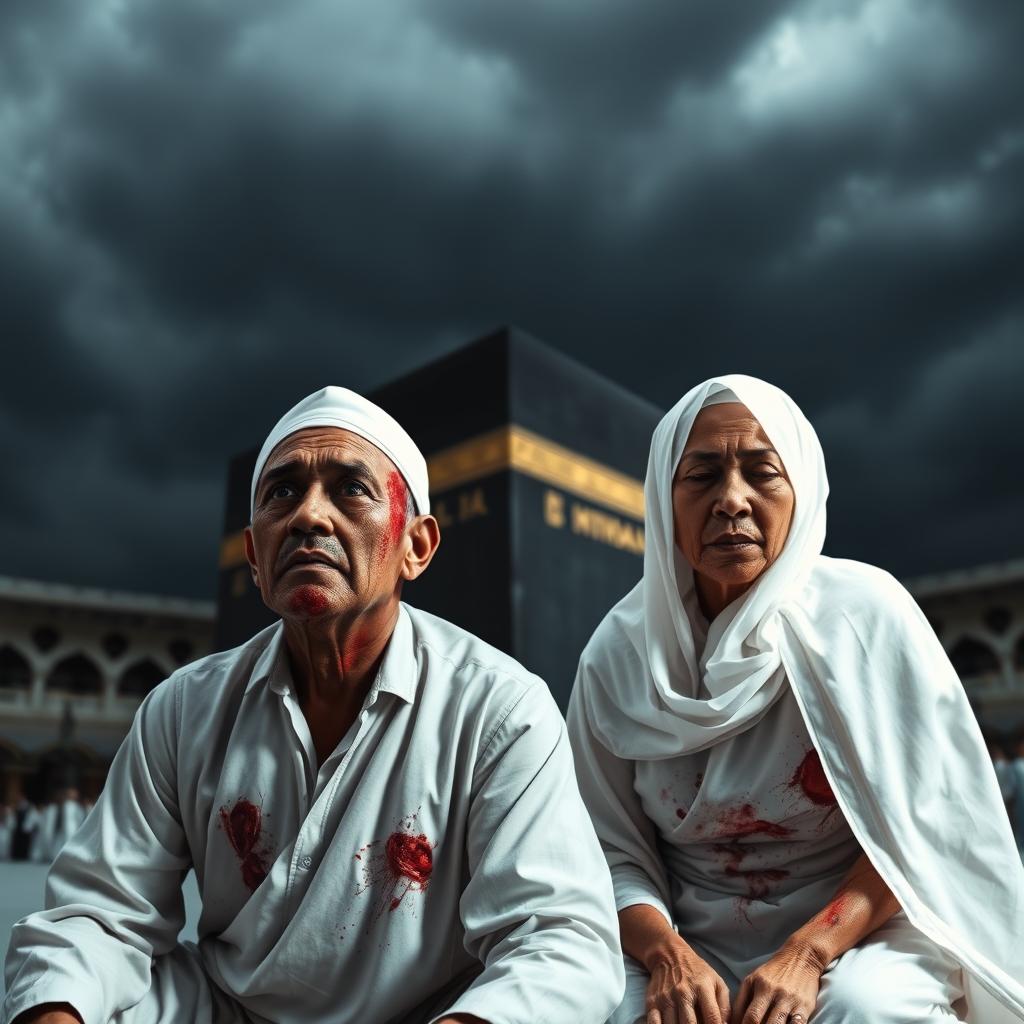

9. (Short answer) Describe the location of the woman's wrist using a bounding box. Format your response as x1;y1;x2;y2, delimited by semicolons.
619;903;683;972
640;929;692;974
779;933;833;974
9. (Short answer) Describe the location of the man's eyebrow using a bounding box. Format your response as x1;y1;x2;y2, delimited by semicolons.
681;447;779;462
259;458;378;490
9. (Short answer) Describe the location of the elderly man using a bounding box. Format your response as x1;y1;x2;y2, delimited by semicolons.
4;387;624;1024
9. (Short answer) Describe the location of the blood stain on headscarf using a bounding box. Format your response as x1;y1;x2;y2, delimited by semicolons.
353;809;435;924
289;585;328;617
219;797;272;892
790;750;837;806
379;471;408;563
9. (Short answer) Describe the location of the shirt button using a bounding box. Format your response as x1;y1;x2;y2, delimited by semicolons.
300;855;312;869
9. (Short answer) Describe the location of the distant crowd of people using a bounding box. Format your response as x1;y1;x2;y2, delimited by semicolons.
0;788;93;863
989;737;1024;852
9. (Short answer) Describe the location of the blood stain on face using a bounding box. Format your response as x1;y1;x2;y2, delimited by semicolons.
379;471;408;564
289;585;328;617
790;750;837;807
219;798;271;892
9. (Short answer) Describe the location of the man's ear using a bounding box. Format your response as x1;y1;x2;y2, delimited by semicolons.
401;515;440;582
244;527;259;586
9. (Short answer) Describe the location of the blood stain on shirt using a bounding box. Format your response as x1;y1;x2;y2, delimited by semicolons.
736;867;790;904
705;804;792;925
790;750;837;807
289;585;328;616
219;798;272;892
379;471;408;563
676;808;687;820
353;810;436;923
711;802;792;841
386;831;433;888
713;840;790;923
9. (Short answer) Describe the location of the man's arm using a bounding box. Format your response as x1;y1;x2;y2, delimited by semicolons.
434;681;625;1024
3;676;191;1024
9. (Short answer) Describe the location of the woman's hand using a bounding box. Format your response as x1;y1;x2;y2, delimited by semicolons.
729;942;824;1024
645;939;731;1024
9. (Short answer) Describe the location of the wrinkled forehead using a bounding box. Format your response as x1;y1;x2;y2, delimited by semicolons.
256;426;394;485
682;402;776;452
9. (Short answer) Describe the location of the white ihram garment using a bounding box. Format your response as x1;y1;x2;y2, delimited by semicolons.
571;669;964;1023
4;604;623;1024
569;374;1024;1023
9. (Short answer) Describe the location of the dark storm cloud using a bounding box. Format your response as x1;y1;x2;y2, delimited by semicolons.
0;0;1021;596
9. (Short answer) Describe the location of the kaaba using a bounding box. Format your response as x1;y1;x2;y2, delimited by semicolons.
215;327;662;708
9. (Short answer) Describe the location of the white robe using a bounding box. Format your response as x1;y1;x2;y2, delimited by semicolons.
572;373;1024;1022
5;605;623;1024
570;677;964;1022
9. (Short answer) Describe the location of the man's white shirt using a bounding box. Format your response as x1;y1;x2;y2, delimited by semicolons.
4;604;624;1024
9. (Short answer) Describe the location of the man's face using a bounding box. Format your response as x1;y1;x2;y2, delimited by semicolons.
672;402;795;592
245;427;413;621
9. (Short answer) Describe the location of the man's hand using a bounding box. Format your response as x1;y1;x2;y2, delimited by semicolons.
645;940;731;1024
12;1004;84;1024
729;943;823;1024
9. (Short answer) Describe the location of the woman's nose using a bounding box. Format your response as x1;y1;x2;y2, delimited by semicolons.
712;470;753;519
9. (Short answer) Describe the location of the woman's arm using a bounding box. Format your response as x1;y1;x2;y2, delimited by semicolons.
730;853;899;1024
620;904;731;1024
784;852;900;970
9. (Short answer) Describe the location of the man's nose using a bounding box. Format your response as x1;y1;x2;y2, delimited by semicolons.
288;484;333;534
712;470;753;519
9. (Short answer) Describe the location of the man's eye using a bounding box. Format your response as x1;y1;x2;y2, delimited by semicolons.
340;481;368;497
269;484;296;500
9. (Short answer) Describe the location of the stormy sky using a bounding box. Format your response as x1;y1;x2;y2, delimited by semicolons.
1;0;1021;601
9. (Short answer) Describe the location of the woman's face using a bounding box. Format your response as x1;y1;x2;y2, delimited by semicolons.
673;402;795;596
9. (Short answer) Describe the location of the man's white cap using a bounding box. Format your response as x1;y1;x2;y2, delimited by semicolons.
250;386;430;519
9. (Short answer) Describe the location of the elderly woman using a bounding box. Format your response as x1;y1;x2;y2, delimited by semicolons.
567;376;1024;1024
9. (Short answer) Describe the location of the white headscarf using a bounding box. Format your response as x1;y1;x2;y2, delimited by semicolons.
573;374;1024;1021
250;386;430;519
585;374;828;759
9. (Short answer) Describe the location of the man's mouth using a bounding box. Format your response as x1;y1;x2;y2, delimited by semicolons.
281;550;340;573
